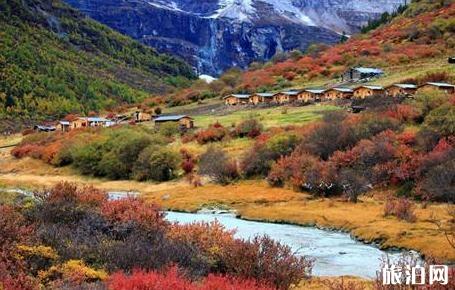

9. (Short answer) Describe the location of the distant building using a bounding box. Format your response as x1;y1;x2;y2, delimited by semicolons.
298;89;325;102
57;117;113;132
134;111;152;122
154;115;194;129
449;57;455;64
324;88;353;100
385;84;417;97
353;85;385;99
250;93;274;105
273;91;299;104
34;125;56;132
223;94;251;105
342;67;384;82
418;82;455;94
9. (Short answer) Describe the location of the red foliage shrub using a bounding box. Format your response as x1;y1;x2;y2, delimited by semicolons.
233;119;263;139
384;104;421;123
107;267;274;290
195;123;229;145
0;206;37;290
384;198;416;222
101;197;168;231
42;182;108;208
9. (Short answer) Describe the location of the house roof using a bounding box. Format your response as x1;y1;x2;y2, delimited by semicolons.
356;85;384;90
389;83;417;89
154;115;191;122
255;93;275;97
280;91;300;96
352;67;384;74
86;117;110;122
329;87;353;93
59;121;70;125
304;89;325;94
223;94;251;99
426;82;455;88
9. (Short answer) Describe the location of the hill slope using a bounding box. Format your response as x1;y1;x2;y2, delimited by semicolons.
235;0;455;91
0;0;195;130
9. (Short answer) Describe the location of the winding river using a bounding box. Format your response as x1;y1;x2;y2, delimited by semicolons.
166;211;414;278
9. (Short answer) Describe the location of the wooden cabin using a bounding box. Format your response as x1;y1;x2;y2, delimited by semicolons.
274;91;299;104
418;82;455;94
250;93;274;105
324;88;353;100
353;85;385;99
224;94;251;105
154;115;194;129
134;111;152;122
385;84;417;97
298;89;325;103
57;117;113;132
342;67;384;82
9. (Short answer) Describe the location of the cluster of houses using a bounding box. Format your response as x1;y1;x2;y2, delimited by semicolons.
35;112;194;133
224;82;455;106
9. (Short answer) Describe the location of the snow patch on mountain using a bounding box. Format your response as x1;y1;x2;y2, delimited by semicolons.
209;0;256;22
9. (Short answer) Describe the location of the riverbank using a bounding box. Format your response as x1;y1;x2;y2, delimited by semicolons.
0;156;454;263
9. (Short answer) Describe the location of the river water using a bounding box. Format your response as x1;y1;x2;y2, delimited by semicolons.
166;211;413;278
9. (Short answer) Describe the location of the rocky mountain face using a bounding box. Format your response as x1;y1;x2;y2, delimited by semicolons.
65;0;406;75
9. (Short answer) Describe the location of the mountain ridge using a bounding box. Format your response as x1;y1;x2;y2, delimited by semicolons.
64;0;407;75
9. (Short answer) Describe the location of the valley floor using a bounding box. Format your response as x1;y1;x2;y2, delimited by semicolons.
1;153;454;264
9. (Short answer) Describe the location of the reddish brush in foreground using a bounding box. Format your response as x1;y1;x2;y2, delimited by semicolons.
107;267;274;290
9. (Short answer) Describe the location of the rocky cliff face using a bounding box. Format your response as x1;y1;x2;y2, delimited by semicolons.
65;0;406;75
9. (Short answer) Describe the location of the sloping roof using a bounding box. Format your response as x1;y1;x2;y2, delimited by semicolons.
389;83;417;89
329;87;353;93
357;85;384;90
87;117;110;122
353;67;384;74
304;89;325;94
59;121;70;125
255;93;275;97
426;82;455;88
223;94;251;99
280;91;299;96
154;115;191;122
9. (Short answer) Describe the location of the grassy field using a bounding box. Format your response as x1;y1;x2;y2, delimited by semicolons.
168;103;340;129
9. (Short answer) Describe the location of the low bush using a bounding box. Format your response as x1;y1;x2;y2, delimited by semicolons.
199;147;239;185
384;198;417;222
233;119;263;138
195;123;229;145
133;146;181;182
107;267;274;290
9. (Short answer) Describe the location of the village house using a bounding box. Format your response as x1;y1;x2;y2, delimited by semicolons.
273;91;299;104
353;85;385;99
223;94;251;105
385;84;418;97
418;82;455;94
297;89;325;103
57;117;113;132
134;111;152;122
250;93;274;105
324;88;353;100
342;67;384;82
154;115;194;129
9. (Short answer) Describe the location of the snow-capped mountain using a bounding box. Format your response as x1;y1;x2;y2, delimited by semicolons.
65;0;406;75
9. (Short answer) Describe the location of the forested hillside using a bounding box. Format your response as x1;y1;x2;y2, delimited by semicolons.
0;0;195;130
